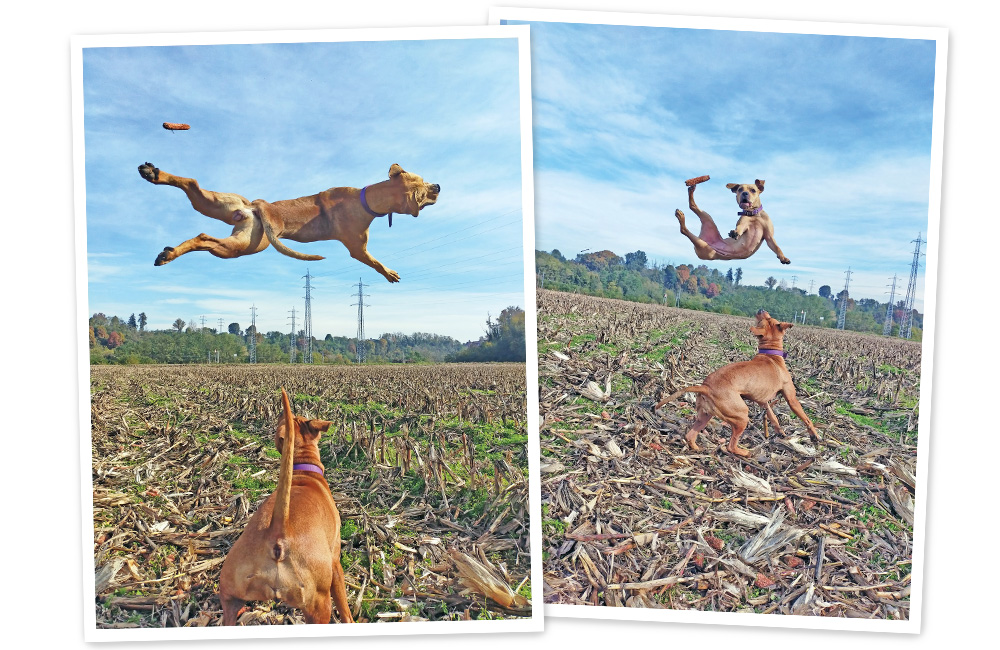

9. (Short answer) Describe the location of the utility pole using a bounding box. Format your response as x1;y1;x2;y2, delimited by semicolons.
791;275;797;291
837;267;852;330
248;305;257;363
302;269;314;364
808;279;814;295
883;274;898;336
288;307;297;363
899;233;924;340
218;318;224;335
352;278;370;364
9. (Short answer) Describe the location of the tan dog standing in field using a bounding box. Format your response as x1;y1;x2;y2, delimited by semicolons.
655;310;819;457
138;162;440;282
219;389;354;625
674;175;791;265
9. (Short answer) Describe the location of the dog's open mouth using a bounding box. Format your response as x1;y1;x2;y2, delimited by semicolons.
419;184;440;210
740;200;752;210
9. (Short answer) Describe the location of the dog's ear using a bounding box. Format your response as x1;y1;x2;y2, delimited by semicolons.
778;322;793;331
749;325;766;337
304;419;332;435
755;179;765;193
726;183;739;193
389;164;405;178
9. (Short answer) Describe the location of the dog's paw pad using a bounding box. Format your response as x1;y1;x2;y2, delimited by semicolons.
154;247;174;266
138;163;159;182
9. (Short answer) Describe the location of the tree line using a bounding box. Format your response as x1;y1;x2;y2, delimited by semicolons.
535;249;923;340
89;306;527;365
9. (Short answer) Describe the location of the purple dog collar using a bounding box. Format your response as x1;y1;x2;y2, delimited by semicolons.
360;186;393;227
293;463;324;475
738;205;763;217
757;348;787;358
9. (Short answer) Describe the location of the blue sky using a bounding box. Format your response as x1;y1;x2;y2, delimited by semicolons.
507;20;937;310
82;36;525;342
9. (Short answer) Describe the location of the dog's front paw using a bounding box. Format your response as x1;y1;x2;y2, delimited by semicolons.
138;162;160;183
729;230;739;239
385;269;400;283
154;247;174;266
780;257;791;265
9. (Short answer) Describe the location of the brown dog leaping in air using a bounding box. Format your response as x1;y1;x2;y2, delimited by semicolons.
654;310;819;457
674;175;791;265
219;389;354;624
138;162;440;282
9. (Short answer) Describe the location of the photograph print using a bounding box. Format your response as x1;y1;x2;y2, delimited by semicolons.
73;26;540;640
494;7;945;632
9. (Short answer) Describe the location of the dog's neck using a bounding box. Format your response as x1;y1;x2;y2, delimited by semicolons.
293;462;325;475
360;185;393;227
739;205;763;217
757;347;787;358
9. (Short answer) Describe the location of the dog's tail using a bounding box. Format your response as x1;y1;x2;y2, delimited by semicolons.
654;385;710;410
269;388;297;538
253;200;325;262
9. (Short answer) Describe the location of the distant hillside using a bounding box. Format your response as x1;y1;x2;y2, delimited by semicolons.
88;308;525;365
535;249;923;341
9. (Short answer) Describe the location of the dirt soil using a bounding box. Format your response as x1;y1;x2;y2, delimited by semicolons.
537;289;918;619
90;363;532;627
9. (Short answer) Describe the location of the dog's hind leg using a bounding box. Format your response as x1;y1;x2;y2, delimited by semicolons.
302;590;334;624
220;591;245;626
138;163;252;225
154;223;269;266
330;561;354;623
675;209;720;261
682;411;713;452
725;418;752;457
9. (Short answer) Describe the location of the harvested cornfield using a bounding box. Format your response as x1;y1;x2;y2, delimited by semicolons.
537;289;919;619
90;363;531;628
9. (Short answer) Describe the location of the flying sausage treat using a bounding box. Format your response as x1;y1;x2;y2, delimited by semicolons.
162;122;191;131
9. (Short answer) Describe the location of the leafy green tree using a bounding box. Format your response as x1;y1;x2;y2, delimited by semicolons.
173;318;185;332
138;312;147;331
625;250;648;271
662;265;678;290
765;276;777;290
734;267;743;286
128;313;137;329
228;322;241;335
819;285;832;299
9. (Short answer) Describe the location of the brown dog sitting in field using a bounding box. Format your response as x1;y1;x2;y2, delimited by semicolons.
138;162;440;282
219;389;354;624
655;310;819;457
675;175;791;265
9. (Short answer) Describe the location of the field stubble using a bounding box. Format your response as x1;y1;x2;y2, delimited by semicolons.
537;289;919;619
91;363;531;627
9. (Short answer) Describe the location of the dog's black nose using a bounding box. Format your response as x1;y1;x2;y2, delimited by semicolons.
430;184;440;193
756;309;765;316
